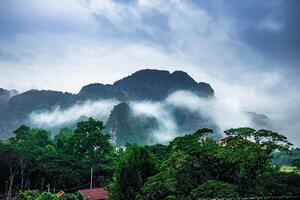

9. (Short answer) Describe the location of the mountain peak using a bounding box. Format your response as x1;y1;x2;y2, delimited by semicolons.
0;88;18;104
0;69;215;139
113;69;214;100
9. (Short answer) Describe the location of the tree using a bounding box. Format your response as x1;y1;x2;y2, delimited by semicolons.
292;159;300;170
167;128;213;153
224;128;292;153
69;118;115;186
140;129;237;199
139;170;176;200
190;180;238;198
0;144;20;200
13;125;30;141
109;145;157;200
223;128;293;195
13;128;51;191
144;144;167;161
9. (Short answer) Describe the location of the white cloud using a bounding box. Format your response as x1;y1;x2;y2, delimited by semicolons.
166;90;251;132
130;101;177;142
29;99;119;127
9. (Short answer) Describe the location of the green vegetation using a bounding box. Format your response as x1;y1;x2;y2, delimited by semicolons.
0;118;300;199
110;128;300;199
0;118;115;199
272;148;300;166
16;190;86;200
292;159;300;170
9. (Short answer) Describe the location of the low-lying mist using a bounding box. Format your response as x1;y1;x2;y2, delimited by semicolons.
166;91;251;132
28;90;257;143
29;99;120;128
130;101;178;143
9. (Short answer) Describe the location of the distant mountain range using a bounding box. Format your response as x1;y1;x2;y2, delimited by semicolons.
0;69;269;146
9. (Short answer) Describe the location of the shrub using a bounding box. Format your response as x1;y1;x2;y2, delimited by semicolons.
17;191;86;200
60;192;86;200
191;180;239;198
37;192;59;200
17;190;40;200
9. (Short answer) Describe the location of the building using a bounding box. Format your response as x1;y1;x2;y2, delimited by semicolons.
79;188;108;200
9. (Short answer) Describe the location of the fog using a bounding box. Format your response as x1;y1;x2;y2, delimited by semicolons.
29;99;120;128
166;91;251;132
28;90;291;144
130;101;178;143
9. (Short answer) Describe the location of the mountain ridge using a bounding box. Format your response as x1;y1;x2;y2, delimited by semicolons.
0;69;215;144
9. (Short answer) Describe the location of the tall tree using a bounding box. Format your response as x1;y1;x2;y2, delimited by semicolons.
110;145;156;200
69;118;115;186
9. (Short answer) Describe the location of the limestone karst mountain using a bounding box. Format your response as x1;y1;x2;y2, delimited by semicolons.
0;69;218;145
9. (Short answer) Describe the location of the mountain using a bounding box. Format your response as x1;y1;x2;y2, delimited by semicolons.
0;69;216;144
78;83;127;101
113;69;214;100
245;111;274;129
0;88;18;104
105;102;159;146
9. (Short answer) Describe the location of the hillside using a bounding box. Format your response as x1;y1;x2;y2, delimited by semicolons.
0;69;216;145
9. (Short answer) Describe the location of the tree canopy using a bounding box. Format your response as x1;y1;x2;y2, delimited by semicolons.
0;123;299;199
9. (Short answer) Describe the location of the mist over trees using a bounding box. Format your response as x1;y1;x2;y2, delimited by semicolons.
0;118;299;199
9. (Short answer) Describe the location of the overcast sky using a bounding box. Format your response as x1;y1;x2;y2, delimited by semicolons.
0;0;299;144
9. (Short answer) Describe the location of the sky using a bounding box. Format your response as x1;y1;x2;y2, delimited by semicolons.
0;0;299;144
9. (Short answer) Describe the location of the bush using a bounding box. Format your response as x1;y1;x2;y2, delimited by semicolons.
60;192;86;200
17;191;86;200
191;180;239;198
37;192;59;200
17;190;40;200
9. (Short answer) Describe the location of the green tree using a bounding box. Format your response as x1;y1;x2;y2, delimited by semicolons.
69;118;115;186
190;180;238;198
13;128;51;191
110;145;157;200
223;128;293;196
292;158;300;169
0;143;20;199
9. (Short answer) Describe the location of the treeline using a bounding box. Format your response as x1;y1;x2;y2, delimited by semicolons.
0;118;300;199
272;148;300;166
0;118;115;199
109;128;300;199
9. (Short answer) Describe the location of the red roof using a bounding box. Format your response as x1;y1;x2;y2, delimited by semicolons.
79;188;108;200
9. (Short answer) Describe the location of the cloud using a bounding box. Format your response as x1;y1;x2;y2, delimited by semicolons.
166;90;251;132
258;19;284;33
0;0;299;145
29;99;119;127
130;101;177;143
129;90;251;143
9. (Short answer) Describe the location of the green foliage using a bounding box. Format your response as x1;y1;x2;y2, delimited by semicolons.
144;144;167;160
17;190;40;200
17;191;86;200
60;192;86;200
272;148;300;166
224;127;292;152
37;192;59;200
67;117;116;186
191;180;238;198
109;145;157;200
116;127;297;199
139;160;177;200
1;122;300;199
0;118;115;195
292;158;300;169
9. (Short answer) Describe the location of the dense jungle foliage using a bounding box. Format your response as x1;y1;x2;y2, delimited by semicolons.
0;118;299;200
